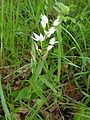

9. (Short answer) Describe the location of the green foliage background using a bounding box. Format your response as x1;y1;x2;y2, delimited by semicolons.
0;0;90;119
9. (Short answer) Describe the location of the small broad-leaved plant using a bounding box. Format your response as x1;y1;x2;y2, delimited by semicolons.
32;14;60;59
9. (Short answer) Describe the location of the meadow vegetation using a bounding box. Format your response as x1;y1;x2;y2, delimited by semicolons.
0;0;90;119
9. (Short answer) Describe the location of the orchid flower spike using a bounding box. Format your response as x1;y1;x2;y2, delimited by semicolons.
41;15;48;28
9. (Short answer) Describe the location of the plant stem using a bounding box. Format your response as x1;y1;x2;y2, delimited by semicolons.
57;25;62;83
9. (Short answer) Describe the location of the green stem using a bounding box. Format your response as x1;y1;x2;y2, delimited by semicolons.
57;25;62;83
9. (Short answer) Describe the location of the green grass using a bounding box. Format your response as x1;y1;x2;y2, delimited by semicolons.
0;0;90;119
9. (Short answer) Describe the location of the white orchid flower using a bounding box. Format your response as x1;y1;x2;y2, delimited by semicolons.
32;32;40;41
41;15;48;24
47;38;58;52
47;45;53;51
41;21;46;28
41;15;48;28
39;33;45;41
53;18;60;26
46;27;56;38
32;32;45;42
49;38;58;45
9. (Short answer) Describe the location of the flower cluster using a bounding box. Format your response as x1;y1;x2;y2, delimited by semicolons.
32;15;60;52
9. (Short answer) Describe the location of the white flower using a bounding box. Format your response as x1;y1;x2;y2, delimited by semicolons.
33;32;40;41
49;38;58;45
46;27;56;38
41;21;46;28
41;15;48;28
47;38;58;51
32;32;45;42
47;45;53;51
39;33;45;41
53;19;60;26
41;15;48;24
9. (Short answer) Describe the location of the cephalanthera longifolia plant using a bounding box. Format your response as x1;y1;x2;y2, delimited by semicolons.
30;14;60;85
29;15;60;108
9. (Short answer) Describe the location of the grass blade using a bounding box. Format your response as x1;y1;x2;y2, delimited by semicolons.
0;76;11;120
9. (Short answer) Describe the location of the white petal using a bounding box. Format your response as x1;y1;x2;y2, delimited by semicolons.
49;38;55;45
40;33;45;41
49;38;58;45
41;15;48;29
53;19;60;26
32;32;45;42
41;15;48;23
46;27;56;38
41;21;46;28
33;32;40;41
47;45;53;51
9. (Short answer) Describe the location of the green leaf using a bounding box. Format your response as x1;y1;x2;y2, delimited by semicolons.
31;82;48;105
0;76;11;120
40;77;57;94
16;87;31;100
59;2;70;15
55;2;70;15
